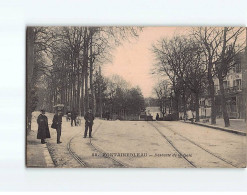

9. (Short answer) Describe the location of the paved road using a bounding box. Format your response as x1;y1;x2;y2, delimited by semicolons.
30;113;245;168
91;120;246;168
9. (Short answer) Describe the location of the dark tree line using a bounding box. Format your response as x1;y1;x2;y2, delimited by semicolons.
94;74;145;118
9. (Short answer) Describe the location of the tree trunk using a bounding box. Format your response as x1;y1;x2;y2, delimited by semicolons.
182;91;187;120
218;72;230;127
94;86;98;115
218;27;230;127
89;34;95;114
99;66;102;118
76;56;80;114
173;91;180;120
164;101;166;116
70;75;72;109
208;62;216;124
72;78;75;110
26;27;35;134
61;62;65;105
81;70;85;116
85;69;89;112
195;92;200;122
83;27;89;113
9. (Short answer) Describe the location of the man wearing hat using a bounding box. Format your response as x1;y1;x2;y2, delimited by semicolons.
37;109;50;144
84;108;94;138
52;110;63;144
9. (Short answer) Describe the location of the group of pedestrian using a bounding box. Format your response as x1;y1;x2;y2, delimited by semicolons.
36;108;94;144
37;109;63;144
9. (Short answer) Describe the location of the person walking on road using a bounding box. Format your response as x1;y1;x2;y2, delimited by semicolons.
37;109;50;144
156;113;159;121
52;111;63;144
66;110;71;122
71;109;77;127
84;108;94;138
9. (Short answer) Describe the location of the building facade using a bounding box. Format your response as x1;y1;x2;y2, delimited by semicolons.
200;52;246;119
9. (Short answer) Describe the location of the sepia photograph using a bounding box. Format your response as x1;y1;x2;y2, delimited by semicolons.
26;26;247;168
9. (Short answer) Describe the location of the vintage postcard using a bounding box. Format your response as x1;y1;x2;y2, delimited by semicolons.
26;26;247;168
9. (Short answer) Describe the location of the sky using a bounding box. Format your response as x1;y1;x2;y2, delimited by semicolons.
102;27;189;98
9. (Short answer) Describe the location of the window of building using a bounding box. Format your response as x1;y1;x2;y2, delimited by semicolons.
223;81;227;89
227;81;230;88
214;85;219;93
236;79;241;90
236;63;241;73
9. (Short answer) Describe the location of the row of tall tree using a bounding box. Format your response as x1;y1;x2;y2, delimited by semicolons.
152;27;245;127
26;26;142;133
94;74;145;118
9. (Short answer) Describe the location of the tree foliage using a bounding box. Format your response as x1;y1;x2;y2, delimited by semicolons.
152;27;245;125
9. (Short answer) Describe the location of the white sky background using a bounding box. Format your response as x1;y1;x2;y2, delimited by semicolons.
102;27;188;98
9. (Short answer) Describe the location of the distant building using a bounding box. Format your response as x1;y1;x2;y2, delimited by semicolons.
145;107;162;119
200;52;246;119
198;97;211;118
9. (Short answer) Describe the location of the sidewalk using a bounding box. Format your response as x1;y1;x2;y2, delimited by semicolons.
26;112;55;168
182;118;246;136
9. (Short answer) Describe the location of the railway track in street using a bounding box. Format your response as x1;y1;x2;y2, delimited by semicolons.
67;133;88;167
68;121;128;168
148;121;196;168
148;121;239;168
89;122;128;168
89;140;128;168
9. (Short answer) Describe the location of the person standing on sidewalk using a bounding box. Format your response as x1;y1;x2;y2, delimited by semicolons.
52;111;63;144
37;109;50;144
84;108;94;138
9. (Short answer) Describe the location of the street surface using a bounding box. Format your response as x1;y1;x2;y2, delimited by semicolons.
29;112;246;168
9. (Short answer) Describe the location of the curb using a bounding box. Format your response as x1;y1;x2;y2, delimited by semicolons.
182;121;246;136
42;144;55;168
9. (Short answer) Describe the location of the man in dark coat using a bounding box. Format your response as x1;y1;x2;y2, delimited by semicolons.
84;108;94;138
52;111;63;144
156;113;159;121
37;109;50;144
71;110;77;127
